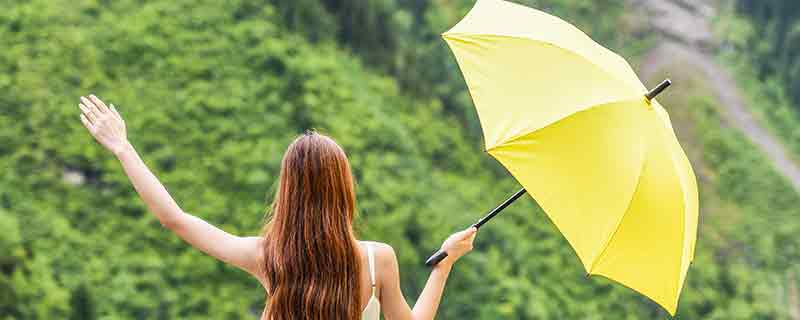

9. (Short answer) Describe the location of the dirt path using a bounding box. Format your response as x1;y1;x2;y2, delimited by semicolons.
633;0;800;192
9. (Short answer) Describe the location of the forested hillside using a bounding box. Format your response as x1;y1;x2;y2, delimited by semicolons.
730;1;800;107
719;0;800;157
2;0;800;319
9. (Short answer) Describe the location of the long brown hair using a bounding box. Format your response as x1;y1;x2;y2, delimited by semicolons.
261;130;362;320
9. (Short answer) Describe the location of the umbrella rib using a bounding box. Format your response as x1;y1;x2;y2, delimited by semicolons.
664;127;693;294
586;135;648;275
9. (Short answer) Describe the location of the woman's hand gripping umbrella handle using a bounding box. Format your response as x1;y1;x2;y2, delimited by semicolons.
424;188;528;266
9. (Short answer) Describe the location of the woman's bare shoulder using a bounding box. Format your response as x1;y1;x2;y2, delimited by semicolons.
359;240;393;253
358;240;398;268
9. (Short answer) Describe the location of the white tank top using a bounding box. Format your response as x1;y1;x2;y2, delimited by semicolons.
362;242;381;320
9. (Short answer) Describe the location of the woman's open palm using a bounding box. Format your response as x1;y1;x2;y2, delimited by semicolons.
78;95;129;156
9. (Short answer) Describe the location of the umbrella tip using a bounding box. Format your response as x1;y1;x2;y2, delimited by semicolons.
645;79;672;101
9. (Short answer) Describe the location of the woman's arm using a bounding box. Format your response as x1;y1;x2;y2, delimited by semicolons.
77;94;263;277
380;227;477;320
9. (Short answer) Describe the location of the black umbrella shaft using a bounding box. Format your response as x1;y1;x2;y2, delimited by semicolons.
472;188;527;229
425;188;528;266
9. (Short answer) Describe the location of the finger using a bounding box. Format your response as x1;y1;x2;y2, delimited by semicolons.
79;103;98;124
81;96;103;117
462;233;476;243
89;94;110;114
456;227;477;240
463;226;477;235
463;228;478;241
109;103;122;120
80;114;95;132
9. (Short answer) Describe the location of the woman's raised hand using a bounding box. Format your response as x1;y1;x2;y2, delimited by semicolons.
439;226;478;267
78;95;130;156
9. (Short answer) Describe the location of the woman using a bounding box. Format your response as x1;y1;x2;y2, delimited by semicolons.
77;94;477;320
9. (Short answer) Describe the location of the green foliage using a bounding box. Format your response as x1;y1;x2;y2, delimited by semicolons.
724;51;800;162
3;0;800;319
684;95;800;319
715;6;800;162
726;0;800;108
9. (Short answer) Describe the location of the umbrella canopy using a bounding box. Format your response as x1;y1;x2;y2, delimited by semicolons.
442;0;699;314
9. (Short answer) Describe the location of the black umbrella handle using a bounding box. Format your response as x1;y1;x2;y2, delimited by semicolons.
424;250;449;266
424;188;528;267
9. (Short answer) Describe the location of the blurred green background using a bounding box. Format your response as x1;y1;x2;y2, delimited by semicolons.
2;0;800;319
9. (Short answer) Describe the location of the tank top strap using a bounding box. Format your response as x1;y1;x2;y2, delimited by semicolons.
367;243;376;292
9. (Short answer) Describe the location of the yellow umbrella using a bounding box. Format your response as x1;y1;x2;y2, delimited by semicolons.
425;0;698;315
